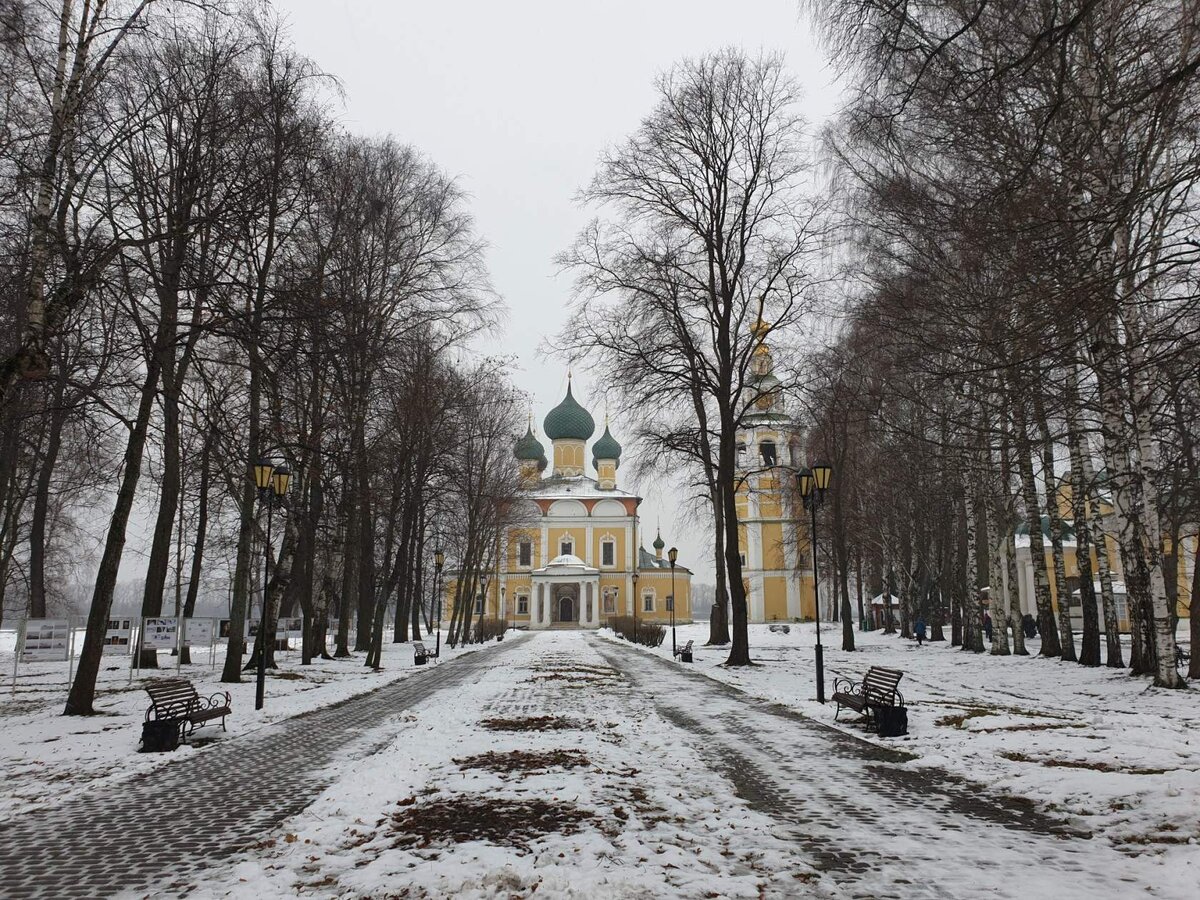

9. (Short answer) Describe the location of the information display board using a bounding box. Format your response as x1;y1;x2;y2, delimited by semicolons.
185;618;215;645
142;617;179;649
102;618;133;655
277;617;304;637
20;619;71;662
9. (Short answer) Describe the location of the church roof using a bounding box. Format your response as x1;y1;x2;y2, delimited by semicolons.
592;425;622;466
637;546;690;573
514;425;547;462
524;473;639;501
544;383;595;441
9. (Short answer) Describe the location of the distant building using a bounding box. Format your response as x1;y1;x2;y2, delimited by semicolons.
733;318;816;622
447;380;692;628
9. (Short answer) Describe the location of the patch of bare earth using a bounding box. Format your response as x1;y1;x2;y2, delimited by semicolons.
478;714;583;732
390;795;595;850
453;748;590;774
999;751;1172;775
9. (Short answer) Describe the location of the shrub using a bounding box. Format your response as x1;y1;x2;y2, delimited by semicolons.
606;615;665;648
468;618;509;644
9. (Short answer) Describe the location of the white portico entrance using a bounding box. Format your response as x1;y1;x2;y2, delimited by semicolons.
530;554;601;629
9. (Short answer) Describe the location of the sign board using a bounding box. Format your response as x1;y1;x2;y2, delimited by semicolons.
185;618;214;644
102;618;133;655
218;619;232;640
20;619;71;662
277;617;304;637
142;617;179;649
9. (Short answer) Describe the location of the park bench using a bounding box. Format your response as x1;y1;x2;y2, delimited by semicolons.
413;642;429;665
143;678;232;744
673;639;694;663
768;623;791;634
1177;645;1191;669
832;666;906;735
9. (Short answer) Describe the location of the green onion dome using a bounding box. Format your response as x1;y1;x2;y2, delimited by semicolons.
652;531;665;551
543;383;595;441
592;425;622;469
514;426;548;471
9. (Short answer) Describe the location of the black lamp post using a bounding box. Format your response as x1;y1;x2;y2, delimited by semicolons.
434;548;444;660
632;570;639;644
479;573;490;639
252;459;290;711
668;546;678;657
798;462;832;704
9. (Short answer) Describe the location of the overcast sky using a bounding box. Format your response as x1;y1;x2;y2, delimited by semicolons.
276;0;843;581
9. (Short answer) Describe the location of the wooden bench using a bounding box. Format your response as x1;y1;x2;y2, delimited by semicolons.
832;666;905;730
144;678;231;742
413;642;429;665
673;639;694;662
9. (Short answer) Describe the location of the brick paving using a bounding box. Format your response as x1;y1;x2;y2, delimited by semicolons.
591;636;1153;900
0;638;526;900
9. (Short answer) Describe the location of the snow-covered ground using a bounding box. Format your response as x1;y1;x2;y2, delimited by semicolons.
612;622;1200;861
0;629;478;821
187;631;831;899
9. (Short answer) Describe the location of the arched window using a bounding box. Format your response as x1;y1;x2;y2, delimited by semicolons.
518;538;532;568
600;535;616;567
759;440;777;467
602;587;618;614
642;590;655;613
559;536;574;557
516;594;529;615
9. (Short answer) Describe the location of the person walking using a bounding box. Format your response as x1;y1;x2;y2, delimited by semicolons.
983;612;993;642
1022;613;1037;639
915;617;926;646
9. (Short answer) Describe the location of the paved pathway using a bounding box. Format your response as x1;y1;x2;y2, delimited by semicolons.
591;636;1159;900
0;638;527;900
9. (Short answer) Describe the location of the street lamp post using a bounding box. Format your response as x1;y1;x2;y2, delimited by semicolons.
434;548;444;660
798;463;833;704
479;574;490;642
632;570;640;644
668;547;678;657
252;459;291;711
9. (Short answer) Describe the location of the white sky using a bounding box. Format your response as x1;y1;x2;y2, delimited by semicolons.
278;0;844;581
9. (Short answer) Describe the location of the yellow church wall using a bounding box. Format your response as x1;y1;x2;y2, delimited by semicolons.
760;522;786;571
552;440;585;474
504;576;533;620
590;528;629;571
634;570;692;622
762;575;788;621
505;528;541;571
547;527;586;561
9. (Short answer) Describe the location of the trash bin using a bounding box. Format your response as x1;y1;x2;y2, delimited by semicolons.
875;706;908;738
140;719;181;753
681;649;693;663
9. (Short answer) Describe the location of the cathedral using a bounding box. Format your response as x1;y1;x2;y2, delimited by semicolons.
468;380;692;630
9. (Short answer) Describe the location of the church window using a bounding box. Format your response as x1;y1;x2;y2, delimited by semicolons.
759;440;777;467
560;537;574;557
739;552;747;566
518;539;532;567
517;594;529;615
642;591;655;613
666;595;674;612
602;588;617;614
601;538;615;567
474;594;484;615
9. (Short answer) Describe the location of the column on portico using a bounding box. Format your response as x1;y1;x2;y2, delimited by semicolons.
536;582;546;628
589;581;599;626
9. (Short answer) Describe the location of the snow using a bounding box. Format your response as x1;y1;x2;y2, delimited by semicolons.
0;629;481;821
613;621;1200;887
184;632;831;899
